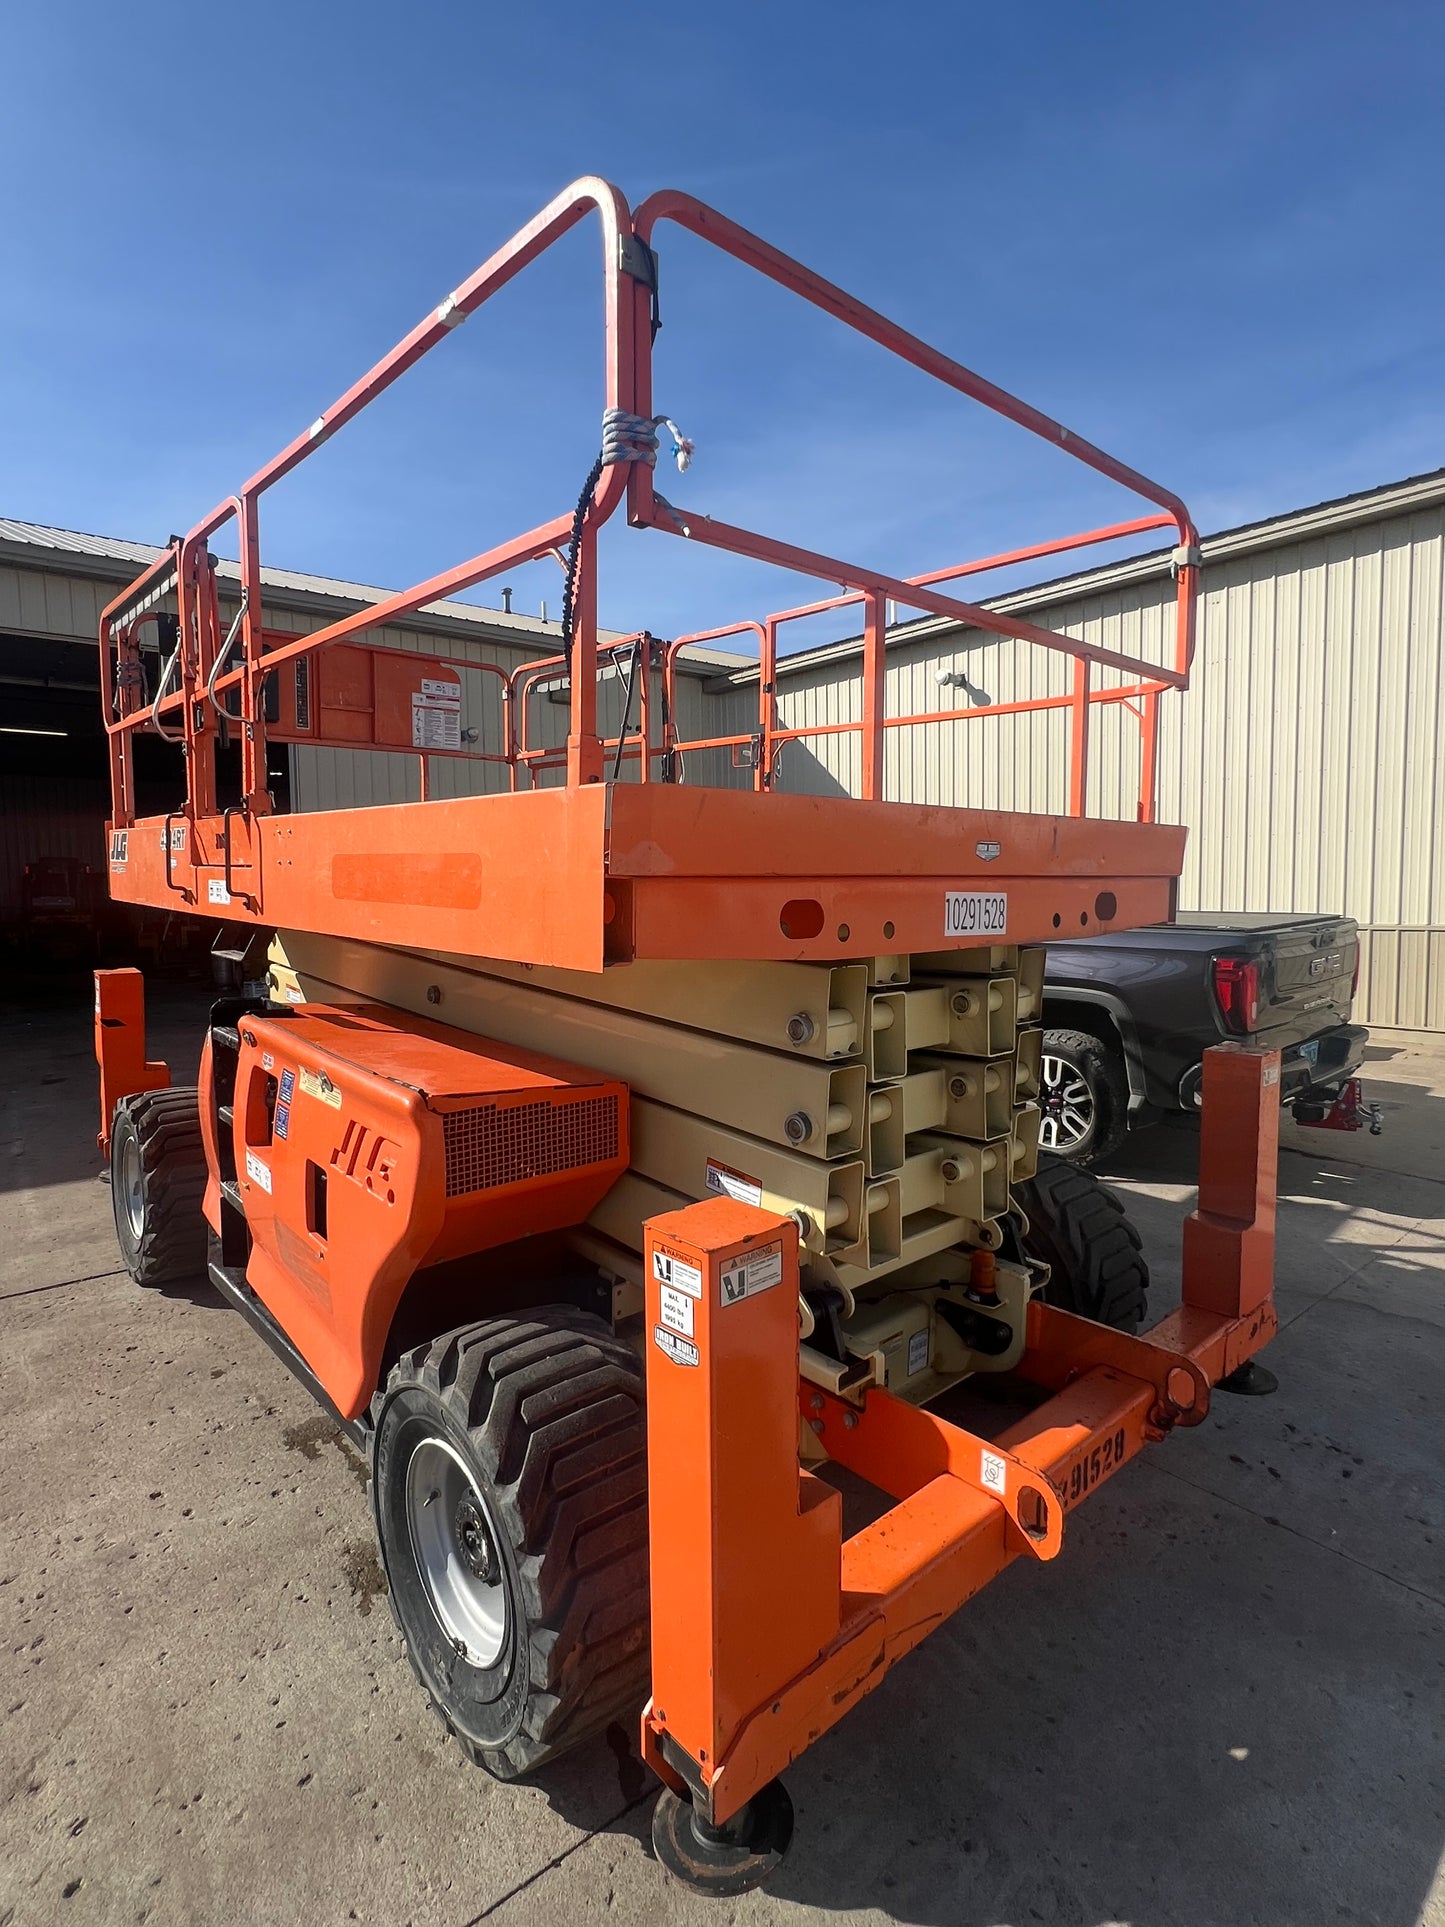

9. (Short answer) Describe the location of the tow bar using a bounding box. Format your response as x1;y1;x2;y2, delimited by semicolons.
1292;1077;1383;1136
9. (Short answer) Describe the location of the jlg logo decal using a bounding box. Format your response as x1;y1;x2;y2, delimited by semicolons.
109;830;128;868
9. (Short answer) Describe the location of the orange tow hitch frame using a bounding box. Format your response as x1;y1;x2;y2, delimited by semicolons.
641;1044;1277;1875
94;967;170;1155
89;177;1279;1896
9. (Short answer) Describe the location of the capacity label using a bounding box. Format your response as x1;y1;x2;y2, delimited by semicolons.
944;891;1007;938
658;1284;695;1338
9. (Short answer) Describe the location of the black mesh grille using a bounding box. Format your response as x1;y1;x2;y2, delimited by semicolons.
442;1093;620;1198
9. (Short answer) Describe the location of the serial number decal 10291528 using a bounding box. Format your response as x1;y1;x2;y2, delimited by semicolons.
943;891;1008;939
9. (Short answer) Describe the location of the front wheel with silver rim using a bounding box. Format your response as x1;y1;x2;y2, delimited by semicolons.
370;1308;650;1781
406;1437;510;1671
109;1087;208;1287
1037;1028;1128;1166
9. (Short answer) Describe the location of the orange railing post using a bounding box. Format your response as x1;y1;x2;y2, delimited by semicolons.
1068;657;1091;816
861;592;886;802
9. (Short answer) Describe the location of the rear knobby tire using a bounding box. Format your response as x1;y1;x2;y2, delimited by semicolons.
109;1087;209;1288
370;1309;649;1780
1014;1153;1150;1333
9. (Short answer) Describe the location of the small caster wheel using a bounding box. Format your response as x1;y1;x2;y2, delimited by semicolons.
1216;1358;1278;1397
651;1778;794;1895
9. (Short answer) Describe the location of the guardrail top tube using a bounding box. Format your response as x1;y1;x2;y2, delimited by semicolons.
634;190;1197;544
102;179;641;823
634;188;1200;695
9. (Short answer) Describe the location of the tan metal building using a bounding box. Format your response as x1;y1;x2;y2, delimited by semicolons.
698;470;1445;1031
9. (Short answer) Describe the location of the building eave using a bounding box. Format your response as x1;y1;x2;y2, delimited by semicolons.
711;465;1445;689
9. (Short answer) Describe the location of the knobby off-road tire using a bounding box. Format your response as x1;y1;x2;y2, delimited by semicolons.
1038;1026;1129;1166
109;1087;209;1288
1015;1153;1150;1333
371;1309;649;1780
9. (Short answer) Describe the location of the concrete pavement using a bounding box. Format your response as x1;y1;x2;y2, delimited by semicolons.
2;977;1442;1927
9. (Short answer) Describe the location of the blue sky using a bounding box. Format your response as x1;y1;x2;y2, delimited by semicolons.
2;1;1442;649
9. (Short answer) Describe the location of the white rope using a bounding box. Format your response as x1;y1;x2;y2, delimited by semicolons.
600;408;694;472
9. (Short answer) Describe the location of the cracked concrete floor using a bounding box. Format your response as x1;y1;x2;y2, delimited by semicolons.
2;980;1442;1927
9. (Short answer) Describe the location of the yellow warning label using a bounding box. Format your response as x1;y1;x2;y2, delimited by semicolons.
299;1066;342;1109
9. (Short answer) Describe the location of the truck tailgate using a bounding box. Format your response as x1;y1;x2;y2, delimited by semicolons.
1253;917;1357;1040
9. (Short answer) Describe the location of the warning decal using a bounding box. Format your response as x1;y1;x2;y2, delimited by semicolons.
207;878;232;906
705;1159;764;1208
980;1448;1007;1497
720;1240;784;1308
411;700;461;751
653;1326;699;1369
299;1066;342;1109
651;1249;702;1299
245;1151;273;1194
411;678;462;752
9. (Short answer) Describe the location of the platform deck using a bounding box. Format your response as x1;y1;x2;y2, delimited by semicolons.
106;784;1185;970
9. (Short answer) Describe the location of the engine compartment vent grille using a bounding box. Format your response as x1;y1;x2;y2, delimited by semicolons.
442;1093;620;1198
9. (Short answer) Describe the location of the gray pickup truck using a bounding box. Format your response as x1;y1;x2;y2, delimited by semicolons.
1038;911;1374;1163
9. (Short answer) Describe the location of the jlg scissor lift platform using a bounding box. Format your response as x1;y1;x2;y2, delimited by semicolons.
93;178;1279;1894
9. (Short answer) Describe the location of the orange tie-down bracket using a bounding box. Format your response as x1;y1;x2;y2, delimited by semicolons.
640;1042;1280;1890
94;967;171;1156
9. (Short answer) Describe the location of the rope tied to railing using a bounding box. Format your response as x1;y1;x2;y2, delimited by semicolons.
561;411;695;677
600;408;693;473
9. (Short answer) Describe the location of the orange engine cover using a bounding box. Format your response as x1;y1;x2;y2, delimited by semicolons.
227;1002;628;1419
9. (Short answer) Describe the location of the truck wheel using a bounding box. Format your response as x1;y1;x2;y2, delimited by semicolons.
371;1309;649;1780
1014;1154;1149;1333
1038;1027;1128;1165
109;1088;209;1288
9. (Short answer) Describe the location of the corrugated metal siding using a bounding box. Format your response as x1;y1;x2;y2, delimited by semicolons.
731;502;1444;1029
0;562;114;643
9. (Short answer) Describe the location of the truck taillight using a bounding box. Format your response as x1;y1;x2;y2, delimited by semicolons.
1213;956;1259;1035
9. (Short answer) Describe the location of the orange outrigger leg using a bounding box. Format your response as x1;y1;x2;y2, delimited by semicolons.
640;1042;1279;1889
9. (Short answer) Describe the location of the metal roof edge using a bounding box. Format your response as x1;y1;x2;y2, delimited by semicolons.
714;465;1445;686
0;522;582;655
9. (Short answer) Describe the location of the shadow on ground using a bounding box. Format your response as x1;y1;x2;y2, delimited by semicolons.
4;979;1442;1927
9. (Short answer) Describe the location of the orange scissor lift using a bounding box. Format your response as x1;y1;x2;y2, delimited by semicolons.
93;179;1279;1894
